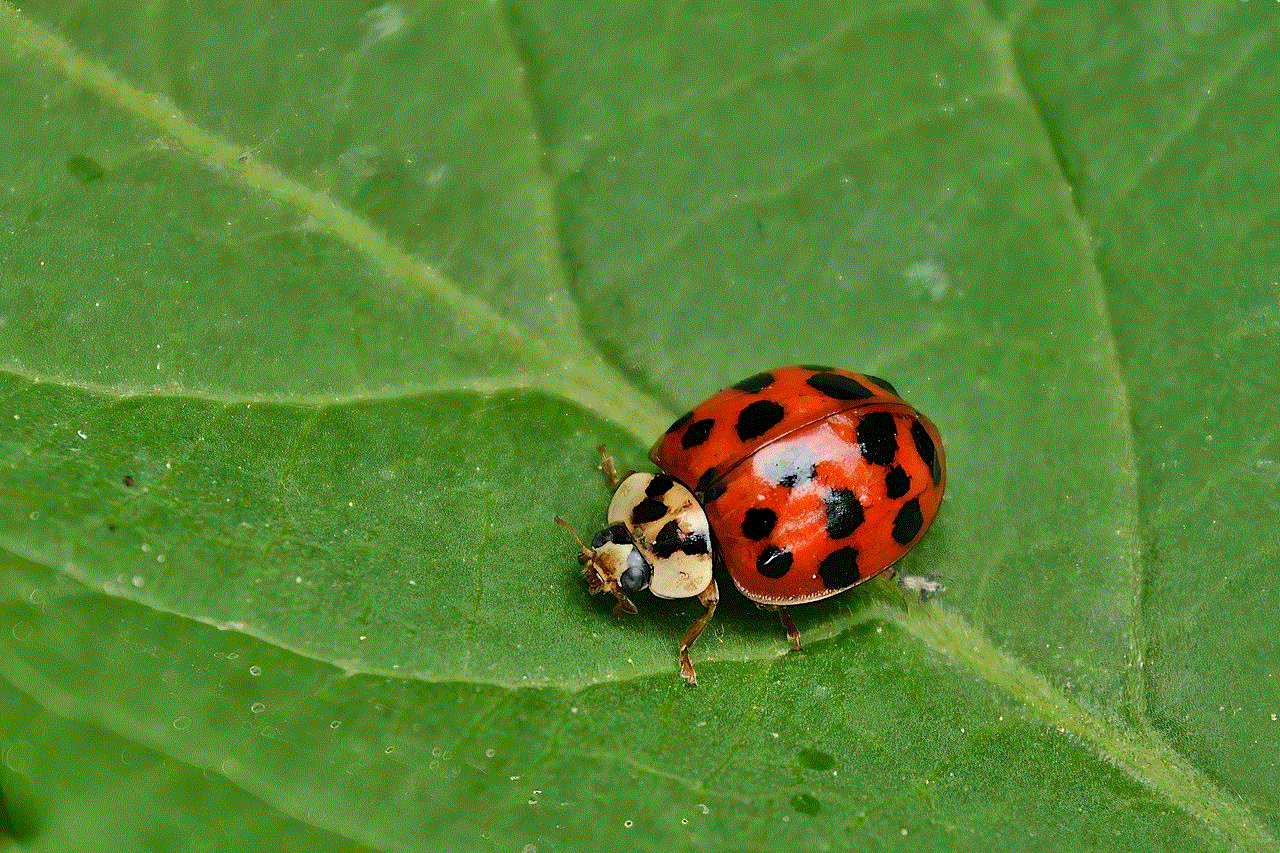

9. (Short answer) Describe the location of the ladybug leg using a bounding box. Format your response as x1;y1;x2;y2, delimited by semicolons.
678;578;719;686
595;444;632;491
776;606;802;651
610;589;638;615
756;604;802;651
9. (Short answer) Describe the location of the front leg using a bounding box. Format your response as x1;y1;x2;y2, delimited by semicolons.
678;578;719;686
610;589;638;615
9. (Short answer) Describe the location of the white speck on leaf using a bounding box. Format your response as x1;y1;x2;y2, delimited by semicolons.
904;260;950;301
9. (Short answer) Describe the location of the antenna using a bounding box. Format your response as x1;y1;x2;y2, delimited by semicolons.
554;516;592;555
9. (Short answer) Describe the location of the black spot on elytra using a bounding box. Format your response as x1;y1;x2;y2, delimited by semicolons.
807;372;874;400
741;507;777;540
666;411;693;434
651;519;682;558
682;532;709;556
857;411;898;465
757;546;793;579
702;481;727;503
681;418;715;449
818;547;860;589
862;374;899;396
694;467;719;492
885;465;910;499
892;498;924;545
911;418;940;484
645;474;674;497
824;488;864;539
631;498;667;525
732;372;775;393
735;399;785;441
775;463;818;490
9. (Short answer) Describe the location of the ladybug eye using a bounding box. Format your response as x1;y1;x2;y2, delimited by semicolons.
618;548;652;592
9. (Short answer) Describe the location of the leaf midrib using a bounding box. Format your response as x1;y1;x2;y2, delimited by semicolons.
1;3;1273;848
960;0;1151;730
956;5;1273;848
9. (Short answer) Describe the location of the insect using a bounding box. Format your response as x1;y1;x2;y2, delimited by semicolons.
558;366;945;685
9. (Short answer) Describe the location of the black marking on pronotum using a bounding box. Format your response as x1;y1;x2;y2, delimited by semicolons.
806;371;875;400
590;522;633;548
741;507;778;541
645;474;675;497
856;411;898;465
631;498;668;525
885;465;910;499
757;546;794;579
892;498;924;545
735;399;785;441
824;488;864;539
651;519;683;558
910;418;940;484
732;372;776;393
818;547;860;589
681;532;710;556
681;418;715;449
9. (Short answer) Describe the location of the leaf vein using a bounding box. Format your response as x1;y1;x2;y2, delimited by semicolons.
0;4;673;441
1102;27;1273;219
561;0;937;181
626;88;1010;279
697;655;779;788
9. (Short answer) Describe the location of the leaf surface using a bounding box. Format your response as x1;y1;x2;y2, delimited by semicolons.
1;2;1277;850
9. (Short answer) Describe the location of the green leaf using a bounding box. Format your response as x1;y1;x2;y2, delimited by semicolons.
2;1;1277;851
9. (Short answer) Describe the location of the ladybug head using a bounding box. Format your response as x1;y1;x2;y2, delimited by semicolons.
554;517;652;614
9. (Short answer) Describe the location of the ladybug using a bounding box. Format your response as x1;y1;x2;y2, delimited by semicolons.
558;365;945;685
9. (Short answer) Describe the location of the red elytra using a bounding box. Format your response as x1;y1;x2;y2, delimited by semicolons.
650;365;945;606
